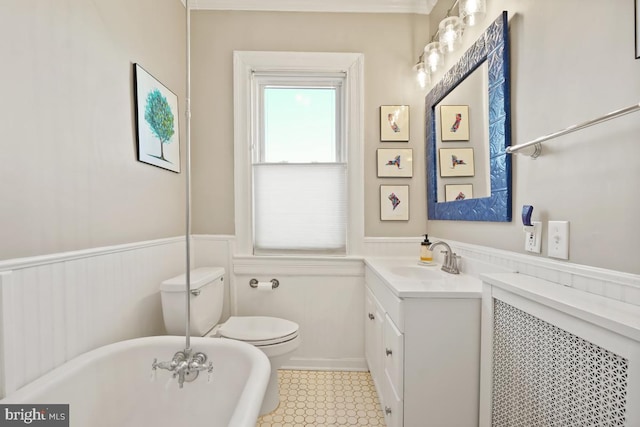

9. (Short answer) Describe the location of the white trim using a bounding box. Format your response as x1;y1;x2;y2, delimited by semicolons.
233;51;365;256
285;357;368;371
0;237;184;272
183;0;435;14
233;255;364;276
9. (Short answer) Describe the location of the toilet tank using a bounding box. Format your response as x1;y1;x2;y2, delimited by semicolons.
160;267;225;336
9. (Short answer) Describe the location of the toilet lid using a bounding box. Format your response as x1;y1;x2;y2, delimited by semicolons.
218;316;299;344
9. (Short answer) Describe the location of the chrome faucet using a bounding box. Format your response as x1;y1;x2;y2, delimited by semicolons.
152;349;213;388
428;241;460;274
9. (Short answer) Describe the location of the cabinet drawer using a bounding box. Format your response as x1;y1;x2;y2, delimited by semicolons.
383;313;404;398
381;370;403;427
365;267;404;331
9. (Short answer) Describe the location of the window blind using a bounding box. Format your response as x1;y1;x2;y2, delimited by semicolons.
253;163;347;254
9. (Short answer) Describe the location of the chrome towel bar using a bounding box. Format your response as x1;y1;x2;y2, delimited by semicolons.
506;101;640;158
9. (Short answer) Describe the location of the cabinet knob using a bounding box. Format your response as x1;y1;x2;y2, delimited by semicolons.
385;348;393;356
385;406;392;415
368;313;375;320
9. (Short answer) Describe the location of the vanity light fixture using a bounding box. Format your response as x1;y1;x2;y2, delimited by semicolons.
459;0;486;27
413;0;488;88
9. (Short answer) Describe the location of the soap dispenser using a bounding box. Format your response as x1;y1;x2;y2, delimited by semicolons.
420;234;433;263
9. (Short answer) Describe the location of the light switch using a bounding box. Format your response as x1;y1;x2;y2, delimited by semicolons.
548;221;569;260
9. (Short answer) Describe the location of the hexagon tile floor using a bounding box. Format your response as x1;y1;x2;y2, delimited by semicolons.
256;370;386;427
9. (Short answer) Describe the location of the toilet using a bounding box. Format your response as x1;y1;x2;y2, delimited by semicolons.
160;267;300;415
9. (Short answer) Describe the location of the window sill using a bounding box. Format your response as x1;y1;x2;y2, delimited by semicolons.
232;255;364;276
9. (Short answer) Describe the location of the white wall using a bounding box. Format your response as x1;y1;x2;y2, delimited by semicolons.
0;0;186;261
427;0;640;274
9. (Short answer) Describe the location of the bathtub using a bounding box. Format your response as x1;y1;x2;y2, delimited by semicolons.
0;336;270;427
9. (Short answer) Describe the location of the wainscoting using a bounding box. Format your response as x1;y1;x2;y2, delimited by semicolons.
0;237;186;398
1;234;637;399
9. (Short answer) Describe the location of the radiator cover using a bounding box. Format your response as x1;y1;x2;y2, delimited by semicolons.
491;299;629;426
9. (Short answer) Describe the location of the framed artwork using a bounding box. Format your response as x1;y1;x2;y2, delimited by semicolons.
445;184;473;202
440;105;470;141
636;0;640;58
134;63;181;173
377;148;413;178
439;148;475;177
380;105;409;141
380;185;409;221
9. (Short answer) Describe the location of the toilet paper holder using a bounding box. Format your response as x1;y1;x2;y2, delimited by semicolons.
249;278;280;289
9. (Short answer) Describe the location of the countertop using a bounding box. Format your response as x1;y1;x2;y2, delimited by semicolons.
364;257;482;299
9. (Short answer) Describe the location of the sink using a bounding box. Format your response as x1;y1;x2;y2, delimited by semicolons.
388;265;444;280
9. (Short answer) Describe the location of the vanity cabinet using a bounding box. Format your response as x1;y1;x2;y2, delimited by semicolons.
364;264;482;427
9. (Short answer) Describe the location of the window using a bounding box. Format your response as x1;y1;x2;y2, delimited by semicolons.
234;51;364;256
252;78;346;255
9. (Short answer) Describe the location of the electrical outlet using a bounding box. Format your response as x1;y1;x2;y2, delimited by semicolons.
548;221;569;259
524;221;542;253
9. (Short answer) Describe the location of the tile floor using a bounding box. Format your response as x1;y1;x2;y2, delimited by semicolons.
256;370;386;427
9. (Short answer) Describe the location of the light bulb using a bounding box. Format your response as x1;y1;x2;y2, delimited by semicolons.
423;42;444;73
414;62;430;89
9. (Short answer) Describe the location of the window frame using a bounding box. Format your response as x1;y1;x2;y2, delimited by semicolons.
233;51;364;256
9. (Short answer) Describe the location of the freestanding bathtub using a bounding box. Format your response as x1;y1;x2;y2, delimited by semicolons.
0;336;270;427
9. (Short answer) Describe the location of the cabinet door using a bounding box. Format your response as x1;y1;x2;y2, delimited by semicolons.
381;369;404;427
365;288;384;383
384;313;404;398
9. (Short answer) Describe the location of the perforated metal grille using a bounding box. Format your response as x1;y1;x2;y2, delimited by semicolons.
492;299;628;427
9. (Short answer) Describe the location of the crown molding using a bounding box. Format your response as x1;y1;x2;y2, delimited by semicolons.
181;0;436;14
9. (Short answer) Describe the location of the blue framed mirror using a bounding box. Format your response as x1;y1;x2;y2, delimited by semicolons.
426;11;512;221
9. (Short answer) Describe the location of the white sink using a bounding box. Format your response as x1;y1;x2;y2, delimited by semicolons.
388;265;444;281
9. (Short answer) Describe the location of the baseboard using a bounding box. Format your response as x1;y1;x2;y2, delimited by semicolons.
284;357;368;372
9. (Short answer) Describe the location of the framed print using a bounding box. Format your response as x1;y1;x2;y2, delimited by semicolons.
380;185;409;221
439;148;475;177
377;148;413;178
380;105;409;141
445;184;473;202
134;63;181;173
440;105;470;141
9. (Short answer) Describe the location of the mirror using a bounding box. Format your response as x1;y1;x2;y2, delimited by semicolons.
425;11;512;221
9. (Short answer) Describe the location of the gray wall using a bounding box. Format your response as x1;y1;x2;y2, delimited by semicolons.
0;0;186;260
190;10;431;239
427;0;640;274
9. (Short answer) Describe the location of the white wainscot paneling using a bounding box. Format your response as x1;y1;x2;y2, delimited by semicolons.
0;237;186;398
233;256;366;371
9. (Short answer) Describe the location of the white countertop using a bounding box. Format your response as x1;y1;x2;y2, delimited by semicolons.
364;257;482;298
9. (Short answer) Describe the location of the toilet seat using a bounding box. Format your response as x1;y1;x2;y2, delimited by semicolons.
217;316;299;346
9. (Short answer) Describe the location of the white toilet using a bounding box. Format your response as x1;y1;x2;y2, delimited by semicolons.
160;267;300;415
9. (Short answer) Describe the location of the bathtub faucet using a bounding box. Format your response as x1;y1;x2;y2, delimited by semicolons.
152;349;214;388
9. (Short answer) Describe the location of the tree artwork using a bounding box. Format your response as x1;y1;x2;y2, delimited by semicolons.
144;89;175;162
